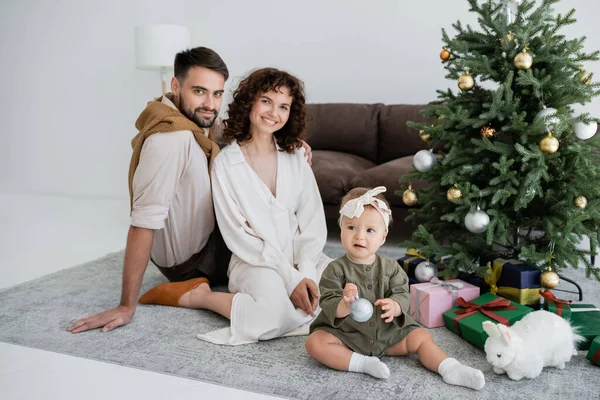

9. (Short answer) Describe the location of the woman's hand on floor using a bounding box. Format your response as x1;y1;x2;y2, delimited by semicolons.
67;305;135;333
290;278;319;316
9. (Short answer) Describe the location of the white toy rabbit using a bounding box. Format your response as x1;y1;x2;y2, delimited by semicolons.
482;310;583;381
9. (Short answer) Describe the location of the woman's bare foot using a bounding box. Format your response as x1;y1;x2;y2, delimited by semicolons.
178;282;211;307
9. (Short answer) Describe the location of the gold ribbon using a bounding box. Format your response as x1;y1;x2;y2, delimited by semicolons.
483;259;541;305
402;249;428;274
406;248;427;259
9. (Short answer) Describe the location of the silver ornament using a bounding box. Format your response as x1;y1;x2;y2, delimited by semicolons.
415;261;437;282
464;207;490;234
350;296;374;322
413;149;437;172
536;107;560;130
573;120;598;140
503;0;520;26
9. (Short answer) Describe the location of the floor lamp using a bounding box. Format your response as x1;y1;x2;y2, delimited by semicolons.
135;24;191;95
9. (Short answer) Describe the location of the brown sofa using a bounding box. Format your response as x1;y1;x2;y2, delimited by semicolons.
305;103;430;239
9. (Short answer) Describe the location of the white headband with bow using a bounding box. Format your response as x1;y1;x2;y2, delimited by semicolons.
339;186;392;231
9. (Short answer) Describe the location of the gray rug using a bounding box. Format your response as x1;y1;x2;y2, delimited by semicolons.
0;246;598;400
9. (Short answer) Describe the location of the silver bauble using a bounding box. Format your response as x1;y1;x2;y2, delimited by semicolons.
464;208;490;234
536;107;560;130
573;120;598;140
350;297;374;322
413;149;437;172
415;261;437;283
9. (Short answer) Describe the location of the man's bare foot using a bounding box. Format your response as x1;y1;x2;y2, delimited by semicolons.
179;282;211;307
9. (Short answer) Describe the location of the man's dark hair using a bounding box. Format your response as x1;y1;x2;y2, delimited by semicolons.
174;47;229;82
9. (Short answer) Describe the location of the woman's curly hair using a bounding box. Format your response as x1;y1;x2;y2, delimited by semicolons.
223;68;306;153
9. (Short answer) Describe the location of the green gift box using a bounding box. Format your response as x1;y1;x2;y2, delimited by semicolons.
587;336;600;366
442;292;533;349
540;290;572;319
570;304;600;350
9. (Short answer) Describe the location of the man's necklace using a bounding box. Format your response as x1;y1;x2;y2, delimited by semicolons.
245;143;277;195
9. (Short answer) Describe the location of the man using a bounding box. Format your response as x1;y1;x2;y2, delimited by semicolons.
68;47;312;333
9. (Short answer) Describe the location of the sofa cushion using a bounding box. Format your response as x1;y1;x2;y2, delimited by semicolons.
306;103;381;163
378;104;432;163
349;156;428;207
312;150;376;205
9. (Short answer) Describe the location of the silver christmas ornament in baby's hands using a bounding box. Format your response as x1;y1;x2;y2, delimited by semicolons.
482;310;583;381
350;295;374;322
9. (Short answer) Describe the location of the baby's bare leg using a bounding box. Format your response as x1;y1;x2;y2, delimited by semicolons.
386;328;484;390
306;330;389;379
305;330;353;370
386;328;447;371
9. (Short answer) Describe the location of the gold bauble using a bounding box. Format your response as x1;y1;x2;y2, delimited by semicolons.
514;49;533;70
500;32;515;46
447;186;462;201
419;129;431;142
579;70;592;85
539;134;559;154
402;187;418;206
458;71;475;91
440;48;451;62
480;125;496;138
541;270;560;289
575;195;588;209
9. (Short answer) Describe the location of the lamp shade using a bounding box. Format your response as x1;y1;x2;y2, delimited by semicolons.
135;25;190;70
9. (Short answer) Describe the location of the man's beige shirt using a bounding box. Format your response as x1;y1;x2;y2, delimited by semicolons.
130;96;221;267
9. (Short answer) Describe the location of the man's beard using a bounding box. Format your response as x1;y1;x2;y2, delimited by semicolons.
179;96;218;128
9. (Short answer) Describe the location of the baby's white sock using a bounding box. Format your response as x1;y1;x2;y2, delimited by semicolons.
438;357;485;390
347;352;390;379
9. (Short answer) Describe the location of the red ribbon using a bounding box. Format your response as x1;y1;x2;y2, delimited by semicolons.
452;297;517;336
593;348;600;365
539;290;572;317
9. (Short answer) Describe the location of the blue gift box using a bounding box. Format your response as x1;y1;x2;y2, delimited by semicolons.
479;255;541;308
457;271;490;293
397;249;436;279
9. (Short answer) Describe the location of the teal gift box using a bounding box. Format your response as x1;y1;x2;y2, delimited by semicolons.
570;304;600;350
442;292;533;349
587;336;600;366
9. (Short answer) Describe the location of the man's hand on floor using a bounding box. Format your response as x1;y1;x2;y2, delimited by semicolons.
67;305;135;333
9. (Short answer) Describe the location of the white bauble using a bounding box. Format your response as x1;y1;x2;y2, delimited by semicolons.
413;150;437;172
415;261;437;282
573;120;598;140
464;208;490;234
350;298;374;322
536;107;560;130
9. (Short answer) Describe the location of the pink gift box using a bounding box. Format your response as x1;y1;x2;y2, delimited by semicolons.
409;278;480;328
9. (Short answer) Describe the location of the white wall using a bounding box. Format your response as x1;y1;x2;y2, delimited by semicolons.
1;0;598;199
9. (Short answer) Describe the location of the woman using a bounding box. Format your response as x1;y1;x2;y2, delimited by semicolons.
139;68;331;345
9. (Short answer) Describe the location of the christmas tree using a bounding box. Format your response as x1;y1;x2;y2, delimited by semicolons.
401;0;600;283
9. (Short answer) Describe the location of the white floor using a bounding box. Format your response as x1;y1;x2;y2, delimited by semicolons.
0;192;279;400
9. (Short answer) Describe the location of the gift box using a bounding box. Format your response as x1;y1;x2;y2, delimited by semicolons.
540;290;572;319
570;304;600;350
397;249;436;280
480;256;541;309
409;278;480;328
442;292;533;349
457;271;490;294
587;336;600;367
